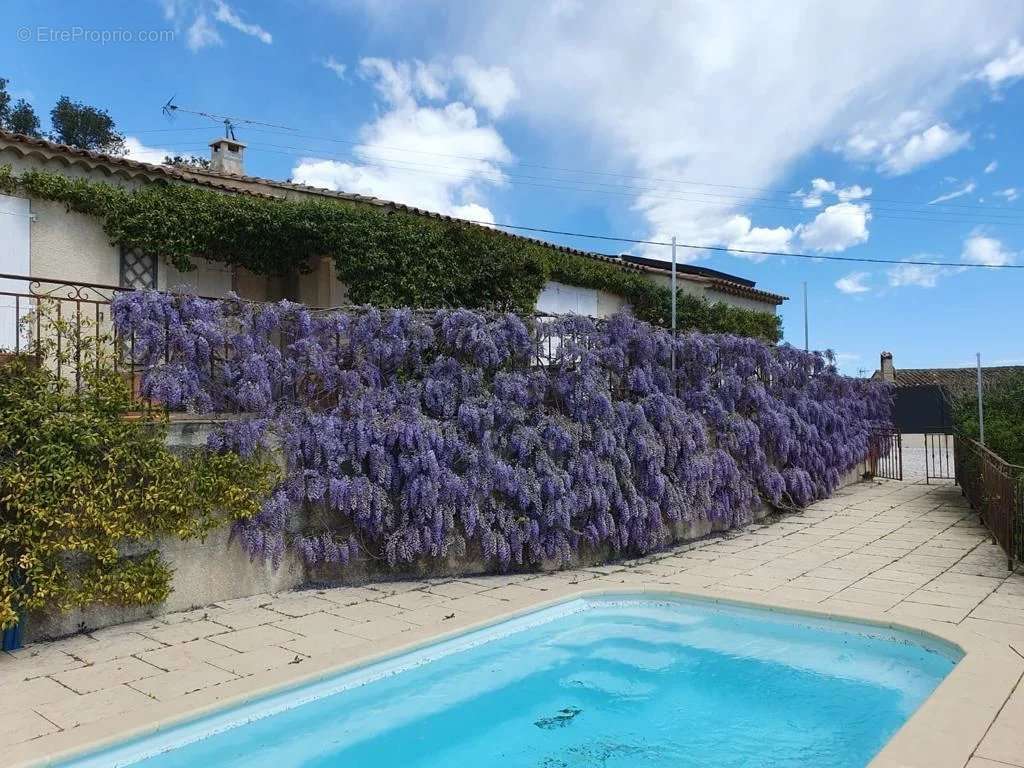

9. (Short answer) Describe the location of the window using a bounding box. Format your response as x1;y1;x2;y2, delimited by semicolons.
119;246;157;290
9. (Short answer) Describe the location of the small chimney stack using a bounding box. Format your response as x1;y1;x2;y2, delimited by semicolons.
880;351;895;383
209;137;246;175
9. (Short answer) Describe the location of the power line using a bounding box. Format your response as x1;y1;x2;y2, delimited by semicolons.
128;120;1014;215
164;137;1024;229
457;218;1024;270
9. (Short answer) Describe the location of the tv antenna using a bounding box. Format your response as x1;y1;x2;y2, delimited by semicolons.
161;97;295;140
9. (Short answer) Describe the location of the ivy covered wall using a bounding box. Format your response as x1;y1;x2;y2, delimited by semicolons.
1;164;782;341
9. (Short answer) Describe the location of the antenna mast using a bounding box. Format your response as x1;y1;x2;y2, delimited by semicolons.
161;97;294;139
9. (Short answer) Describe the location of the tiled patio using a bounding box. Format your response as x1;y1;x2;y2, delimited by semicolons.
4;478;1024;767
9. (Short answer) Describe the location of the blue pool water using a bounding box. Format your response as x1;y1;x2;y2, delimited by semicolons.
61;595;960;768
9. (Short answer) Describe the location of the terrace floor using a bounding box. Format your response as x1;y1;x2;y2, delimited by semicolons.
4;478;1024;767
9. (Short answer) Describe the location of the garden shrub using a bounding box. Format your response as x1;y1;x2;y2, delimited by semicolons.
113;291;889;574
0;348;275;630
954;370;1024;466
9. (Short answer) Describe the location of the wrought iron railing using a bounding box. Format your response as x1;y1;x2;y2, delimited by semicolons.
924;432;955;484
868;426;902;481
955;436;1023;570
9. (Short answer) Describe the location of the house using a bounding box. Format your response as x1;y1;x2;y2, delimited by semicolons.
0;129;785;324
872;352;1024;399
871;351;1024;432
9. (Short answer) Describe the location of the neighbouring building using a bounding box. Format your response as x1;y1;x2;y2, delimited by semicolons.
0;130;785;337
871;351;1024;432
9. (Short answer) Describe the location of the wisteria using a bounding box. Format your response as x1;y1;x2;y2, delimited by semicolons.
112;291;892;573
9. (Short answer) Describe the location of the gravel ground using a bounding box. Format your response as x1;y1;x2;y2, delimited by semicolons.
900;433;956;482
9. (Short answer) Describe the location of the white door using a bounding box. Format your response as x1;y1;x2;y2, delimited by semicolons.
0;194;31;350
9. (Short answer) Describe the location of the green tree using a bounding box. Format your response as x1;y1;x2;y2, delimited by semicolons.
0;78;10;127
8;99;41;137
164;154;211;170
49;95;125;153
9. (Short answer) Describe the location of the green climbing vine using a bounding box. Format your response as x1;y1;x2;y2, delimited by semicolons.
0;164;782;341
0;319;277;630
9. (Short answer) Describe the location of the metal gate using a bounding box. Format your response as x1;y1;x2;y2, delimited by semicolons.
869;427;903;481
924;432;956;484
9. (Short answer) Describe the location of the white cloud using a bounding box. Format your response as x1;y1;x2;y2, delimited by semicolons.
322;55;346;79
835;272;871;294
800;177;835;208
186;13;221;51
453;57;519;118
985;160;998;173
797;202;871;253
720;215;793;258
344;4;1024;257
405;3;1024;256
837;184;872;202
291;57;510;221
213;1;272;44
929;180;976;204
124;137;175;165
887;263;945;288
978;38;1024;88
995;187;1019;202
839;110;970;175
962;234;1016;266
452;203;496;226
171;0;272;50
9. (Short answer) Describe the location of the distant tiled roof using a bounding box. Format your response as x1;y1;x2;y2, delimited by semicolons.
871;365;1024;398
0;129;785;305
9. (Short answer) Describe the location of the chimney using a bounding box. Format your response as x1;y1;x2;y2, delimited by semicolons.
880;351;895;383
209;137;246;175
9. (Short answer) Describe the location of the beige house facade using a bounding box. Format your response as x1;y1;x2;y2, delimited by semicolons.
0;131;785;328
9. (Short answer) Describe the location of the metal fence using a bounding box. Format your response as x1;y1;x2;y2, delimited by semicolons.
955;436;1024;570
924;432;956;484
0;272;634;406
868;426;903;481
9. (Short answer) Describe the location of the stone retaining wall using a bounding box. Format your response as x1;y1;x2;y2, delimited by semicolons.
24;417;869;641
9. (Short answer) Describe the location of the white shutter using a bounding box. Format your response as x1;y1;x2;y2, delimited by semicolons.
0;195;31;350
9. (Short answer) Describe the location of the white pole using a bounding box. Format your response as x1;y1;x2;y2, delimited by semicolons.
803;281;809;352
671;236;677;372
977;352;985;446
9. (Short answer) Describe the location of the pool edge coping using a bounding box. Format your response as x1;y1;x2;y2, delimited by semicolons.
8;584;1022;768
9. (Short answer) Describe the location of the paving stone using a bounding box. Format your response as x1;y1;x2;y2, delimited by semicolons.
976;685;1024;766
128;663;238;700
888;600;972;624
262;594;337;618
425;580;488;599
137;638;242;672
3;675;75;706
209;646;303;677
53;656;164;694
211;606;286;630
140;620;228;646
379;590;448;610
272;611;354;637
313;586;381;606
34;684;154;730
279;630;369;659
341;617;415;642
206;622;300;653
0;707;59;745
330;600;405;622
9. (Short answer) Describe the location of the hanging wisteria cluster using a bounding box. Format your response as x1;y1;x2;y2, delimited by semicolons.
112;291;891;573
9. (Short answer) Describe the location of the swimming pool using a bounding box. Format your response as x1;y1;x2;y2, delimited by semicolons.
58;594;960;768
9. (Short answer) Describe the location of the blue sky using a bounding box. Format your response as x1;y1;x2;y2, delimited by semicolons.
3;1;1024;375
